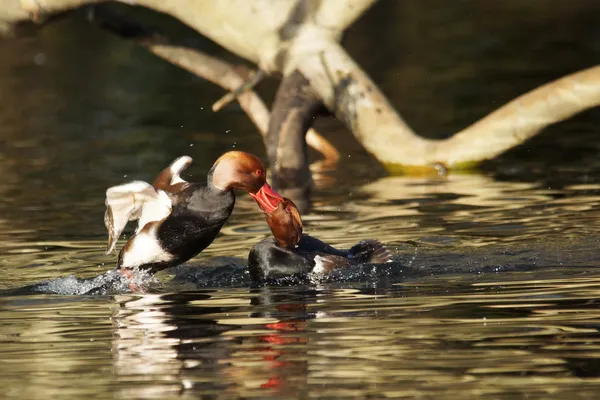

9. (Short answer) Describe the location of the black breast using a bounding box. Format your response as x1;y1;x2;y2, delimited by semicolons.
158;184;235;263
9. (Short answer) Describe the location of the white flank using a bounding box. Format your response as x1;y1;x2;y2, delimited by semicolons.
311;255;327;275
120;225;173;268
308;256;329;285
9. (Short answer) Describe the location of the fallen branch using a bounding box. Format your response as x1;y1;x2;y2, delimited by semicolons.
293;37;600;170
266;70;322;190
4;0;600;172
212;69;266;112
438;65;600;167
134;0;600;171
87;7;340;165
278;10;600;171
143;45;341;168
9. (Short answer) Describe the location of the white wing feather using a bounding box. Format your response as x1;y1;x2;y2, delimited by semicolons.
104;181;171;254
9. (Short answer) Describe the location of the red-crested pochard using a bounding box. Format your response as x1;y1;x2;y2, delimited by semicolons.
105;151;285;278
248;196;391;283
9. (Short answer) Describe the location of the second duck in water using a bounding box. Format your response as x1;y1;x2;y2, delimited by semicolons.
248;196;391;283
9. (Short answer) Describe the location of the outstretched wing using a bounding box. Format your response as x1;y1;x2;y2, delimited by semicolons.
105;155;191;254
104;181;171;254
152;156;193;191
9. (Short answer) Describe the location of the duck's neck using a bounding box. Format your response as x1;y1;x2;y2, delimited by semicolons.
185;182;235;221
206;164;230;191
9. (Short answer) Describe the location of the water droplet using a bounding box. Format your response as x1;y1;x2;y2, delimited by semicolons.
33;52;46;65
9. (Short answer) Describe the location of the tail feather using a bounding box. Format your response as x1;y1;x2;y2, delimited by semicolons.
152;156;192;191
347;240;392;264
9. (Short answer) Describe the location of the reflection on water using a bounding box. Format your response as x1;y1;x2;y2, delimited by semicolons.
5;280;600;399
3;0;600;398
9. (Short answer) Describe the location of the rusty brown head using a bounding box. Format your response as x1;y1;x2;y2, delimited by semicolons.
261;197;304;249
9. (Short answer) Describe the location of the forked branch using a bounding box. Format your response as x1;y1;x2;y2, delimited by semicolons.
3;0;600;172
87;8;340;165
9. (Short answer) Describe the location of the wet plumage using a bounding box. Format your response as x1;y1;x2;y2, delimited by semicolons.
104;151;285;275
248;196;391;283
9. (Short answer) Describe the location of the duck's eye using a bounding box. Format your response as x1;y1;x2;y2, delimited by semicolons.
255;169;262;176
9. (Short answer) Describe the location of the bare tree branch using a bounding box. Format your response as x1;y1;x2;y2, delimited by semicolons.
438;65;600;167
212;69;266;112
266;70;322;191
87;7;340;165
4;0;600;172
299;40;600;170
144;42;340;165
2;0;101;22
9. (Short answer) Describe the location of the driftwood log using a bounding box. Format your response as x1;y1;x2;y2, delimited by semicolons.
3;0;600;180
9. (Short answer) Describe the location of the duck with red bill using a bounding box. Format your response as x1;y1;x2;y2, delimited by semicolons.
248;193;392;284
104;151;279;281
250;182;286;214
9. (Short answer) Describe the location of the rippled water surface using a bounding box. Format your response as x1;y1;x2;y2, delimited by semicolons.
3;1;600;398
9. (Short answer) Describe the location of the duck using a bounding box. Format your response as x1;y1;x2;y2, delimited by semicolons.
247;196;392;283
104;151;285;278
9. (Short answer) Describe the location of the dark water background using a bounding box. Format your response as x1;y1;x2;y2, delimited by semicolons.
3;0;600;398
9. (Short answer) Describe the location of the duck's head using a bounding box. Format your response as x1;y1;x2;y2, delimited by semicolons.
261;197;304;249
209;151;285;213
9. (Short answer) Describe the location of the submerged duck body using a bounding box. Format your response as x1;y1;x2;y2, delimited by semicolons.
248;198;391;283
104;151;284;274
248;234;391;283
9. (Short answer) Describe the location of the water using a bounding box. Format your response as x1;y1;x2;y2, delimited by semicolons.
3;0;600;398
